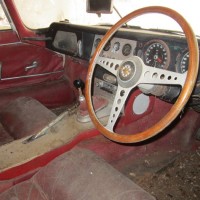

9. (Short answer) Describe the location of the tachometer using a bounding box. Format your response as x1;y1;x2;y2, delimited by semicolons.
143;40;170;69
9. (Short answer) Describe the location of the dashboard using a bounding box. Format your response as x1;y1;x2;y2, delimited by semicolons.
91;34;197;78
46;22;200;112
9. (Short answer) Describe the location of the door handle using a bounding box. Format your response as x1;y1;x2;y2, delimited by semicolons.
25;61;38;71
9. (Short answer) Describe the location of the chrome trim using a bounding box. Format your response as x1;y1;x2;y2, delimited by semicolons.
0;70;64;81
1;0;18;34
0;41;22;47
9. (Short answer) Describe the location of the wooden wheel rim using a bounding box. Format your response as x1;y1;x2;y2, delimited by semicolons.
85;6;199;143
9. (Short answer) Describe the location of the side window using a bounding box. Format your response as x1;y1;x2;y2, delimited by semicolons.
0;4;11;30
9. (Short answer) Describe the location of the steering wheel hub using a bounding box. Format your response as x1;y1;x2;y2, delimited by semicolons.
119;61;135;81
118;57;143;88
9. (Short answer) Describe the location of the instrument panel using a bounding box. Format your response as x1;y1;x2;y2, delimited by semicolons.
47;22;200;111
91;35;137;60
91;35;192;73
91;35;200;97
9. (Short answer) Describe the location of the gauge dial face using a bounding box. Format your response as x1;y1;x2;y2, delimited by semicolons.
122;43;132;56
179;51;189;73
144;40;170;69
94;38;101;48
176;50;200;95
103;40;111;51
113;42;120;52
94;38;111;51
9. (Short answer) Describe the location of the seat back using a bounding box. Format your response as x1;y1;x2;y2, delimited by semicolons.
0;147;155;200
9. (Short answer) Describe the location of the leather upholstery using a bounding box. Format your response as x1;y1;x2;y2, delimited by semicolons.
0;96;56;140
0;147;155;200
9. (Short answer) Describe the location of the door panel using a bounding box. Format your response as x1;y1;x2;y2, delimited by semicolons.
0;3;75;108
0;42;64;89
0;40;75;108
0;34;75;108
0;79;75;109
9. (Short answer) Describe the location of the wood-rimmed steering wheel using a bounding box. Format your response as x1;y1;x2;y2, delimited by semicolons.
85;6;199;143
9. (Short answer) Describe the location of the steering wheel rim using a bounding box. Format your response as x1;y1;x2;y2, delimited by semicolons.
85;6;199;143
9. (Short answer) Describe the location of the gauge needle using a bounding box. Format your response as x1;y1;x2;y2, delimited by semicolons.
146;59;151;64
157;57;162;63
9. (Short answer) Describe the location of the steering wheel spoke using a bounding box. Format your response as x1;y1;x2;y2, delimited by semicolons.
139;65;187;87
96;56;122;76
106;86;131;131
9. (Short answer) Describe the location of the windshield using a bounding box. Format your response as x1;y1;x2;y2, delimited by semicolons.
14;0;200;36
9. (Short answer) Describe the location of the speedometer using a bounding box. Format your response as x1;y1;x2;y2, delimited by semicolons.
143;40;170;69
176;49;200;97
176;51;189;73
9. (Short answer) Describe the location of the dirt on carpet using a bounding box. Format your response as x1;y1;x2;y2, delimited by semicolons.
132;147;200;200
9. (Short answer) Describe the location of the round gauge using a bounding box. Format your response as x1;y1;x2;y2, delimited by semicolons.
113;42;120;52
143;40;170;69
122;43;132;56
103;40;111;51
176;51;189;73
176;50;200;97
94;38;101;48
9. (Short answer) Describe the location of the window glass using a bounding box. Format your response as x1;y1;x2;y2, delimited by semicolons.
0;4;11;30
14;0;64;29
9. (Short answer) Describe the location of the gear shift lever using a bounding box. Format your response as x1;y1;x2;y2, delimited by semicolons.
73;79;109;123
73;79;85;102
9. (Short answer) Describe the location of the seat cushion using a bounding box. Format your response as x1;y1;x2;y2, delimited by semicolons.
0;122;13;146
0;97;56;139
0;147;155;200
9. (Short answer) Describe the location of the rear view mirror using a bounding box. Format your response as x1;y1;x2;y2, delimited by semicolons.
86;0;113;14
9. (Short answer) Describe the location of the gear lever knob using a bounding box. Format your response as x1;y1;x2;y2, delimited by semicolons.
73;79;85;90
73;79;85;102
